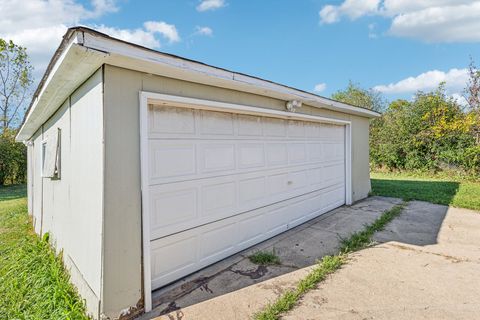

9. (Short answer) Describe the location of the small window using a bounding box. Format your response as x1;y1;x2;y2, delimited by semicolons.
42;128;61;180
41;141;47;177
53;128;61;179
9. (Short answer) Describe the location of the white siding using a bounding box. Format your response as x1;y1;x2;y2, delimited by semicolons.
32;129;43;233
29;69;104;319
69;69;104;300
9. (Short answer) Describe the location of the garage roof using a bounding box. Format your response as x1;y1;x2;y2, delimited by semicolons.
16;27;380;141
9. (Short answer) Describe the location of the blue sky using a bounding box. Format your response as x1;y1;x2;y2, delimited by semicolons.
1;0;479;104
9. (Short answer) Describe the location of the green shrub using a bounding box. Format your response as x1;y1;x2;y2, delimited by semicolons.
0;129;26;185
369;84;479;176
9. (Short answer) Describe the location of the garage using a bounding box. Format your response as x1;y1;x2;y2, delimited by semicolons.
140;93;352;299
18;27;378;319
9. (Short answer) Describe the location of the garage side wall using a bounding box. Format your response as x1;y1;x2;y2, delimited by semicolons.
102;64;372;318
29;69;104;318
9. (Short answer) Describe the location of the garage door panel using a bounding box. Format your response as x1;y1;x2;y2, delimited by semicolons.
305;122;321;138
323;185;346;210
149;106;343;142
200;143;236;173
201;181;236;214
307;142;323;161
266;143;288;165
237;214;267;247
199;110;234;135
307;167;323;187
237;114;263;136
288;169;310;190
264;117;287;137
149;105;196;136
238;143;265;169
149;185;345;290
324;163;345;185
199;222;238;262
149;141;196;181
147;105;347;290
148;140;342;186
287;120;305;137
149;163;344;240
238;176;267;204
149;188;197;231
288;143;307;163
150;234;197;289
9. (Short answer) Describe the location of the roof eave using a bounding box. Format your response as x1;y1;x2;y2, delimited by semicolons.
16;27;380;141
16;30;108;141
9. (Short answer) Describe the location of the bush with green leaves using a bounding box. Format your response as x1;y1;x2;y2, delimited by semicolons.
369;84;479;175
333;78;479;177
0;129;26;185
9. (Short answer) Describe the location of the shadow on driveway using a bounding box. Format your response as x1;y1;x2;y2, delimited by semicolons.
374;200;449;246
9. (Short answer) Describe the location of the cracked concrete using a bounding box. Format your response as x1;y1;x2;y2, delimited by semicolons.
144;198;480;320
140;196;402;320
284;201;480;320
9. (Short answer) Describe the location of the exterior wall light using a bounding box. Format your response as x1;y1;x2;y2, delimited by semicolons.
286;100;302;112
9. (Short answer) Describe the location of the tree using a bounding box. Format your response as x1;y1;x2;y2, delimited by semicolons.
464;57;480;144
0;39;32;185
331;81;386;112
370;83;478;174
0;38;33;132
0;128;27;185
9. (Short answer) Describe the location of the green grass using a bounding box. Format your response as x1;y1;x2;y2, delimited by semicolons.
255;255;343;320
249;251;281;265
253;202;407;320
371;171;480;211
0;184;27;202
339;204;405;253
0;185;89;319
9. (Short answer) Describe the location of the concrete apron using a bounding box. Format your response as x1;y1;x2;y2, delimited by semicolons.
142;196;403;320
283;202;480;320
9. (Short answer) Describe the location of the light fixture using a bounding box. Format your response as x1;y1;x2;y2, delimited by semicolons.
286;100;302;112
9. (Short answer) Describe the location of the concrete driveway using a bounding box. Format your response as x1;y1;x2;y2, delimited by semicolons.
284;202;480;320
144;198;480;320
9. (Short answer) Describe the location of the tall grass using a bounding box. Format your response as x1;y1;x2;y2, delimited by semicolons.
0;190;89;319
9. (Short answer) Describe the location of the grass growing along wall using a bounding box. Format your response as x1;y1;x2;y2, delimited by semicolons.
254;202;406;320
0;185;89;319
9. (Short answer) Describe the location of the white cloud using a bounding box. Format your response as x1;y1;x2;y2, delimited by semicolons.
313;83;327;93
0;0;117;34
374;68;469;94
0;1;180;80
196;0;225;12
0;25;68;74
451;93;469;107
389;3;480;42
144;21;180;43
95;25;161;48
320;0;380;24
319;5;341;24
90;0;118;17
194;26;213;36
96;21;180;48
319;0;480;42
380;0;474;16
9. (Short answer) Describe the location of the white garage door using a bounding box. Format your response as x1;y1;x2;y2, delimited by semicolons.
146;104;346;290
